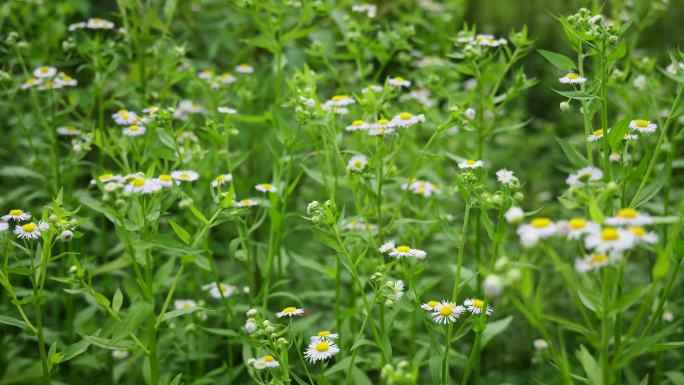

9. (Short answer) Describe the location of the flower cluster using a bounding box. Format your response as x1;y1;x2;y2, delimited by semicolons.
22;66;77;91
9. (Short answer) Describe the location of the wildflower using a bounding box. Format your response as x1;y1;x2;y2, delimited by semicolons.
143;106;159;115
171;170;199;182
155;174;175;188
174;100;206;120
351;3;377;18
38;80;62;90
662;309;674;322
2;209;31;222
202;282;236;299
629;119;657;134
421;300;440;311
391;112;425;128
465;108;476;120
517;217;557;247
361;84;383;93
235;64;254;74
245;320;257;333
0;222;8;232
276;306;304;318
473;34;507;47
666;62;684;75
403;180;439;197
388;280;405;300
342;218;376;231
633;74;647;90
345;119;370;132
123;124;146;136
347;154;368;172
431;301;465;324
575;252;616;272
368;119;396;136
33;66;57;78
112;110;139;125
388;76;411;88
112;350;129;359
559;72;587;84
609;152;622;162
56;74;77;87
211;174;233;187
533;339;549;350
560;218;600;239
85;18;115;29
587;128;606;142
379;240;427;259
234;198;259;208
604;208;652;226
124;177;162;194
464;298;493;316
253;355;279;369
304;339;340;362
496;169;518;185
59;230;74;242
174;300;197;310
21;78;42;89
585;227;636;252
218;73;236;85
14;221;48;240
504;207;524;223
483;275;504;297
255;183;277;193
623;133;638;141
217;106;237;114
198;69;214;80
627;226;658;244
57;126;80;136
458;159;484;169
311;331;339;342
322;95;355;114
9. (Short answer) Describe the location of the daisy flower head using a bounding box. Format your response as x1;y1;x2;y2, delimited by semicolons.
86;18;115;29
235;63;254;74
57;126;81;136
21;78;42;89
253;355;279;369
627;226;659;244
217;106;237;114
351;3;377;18
504;206;524;223
566;166;603;187
124;177;162;194
587;128;606;142
96;173;123;183
55;74;77;87
33;66;57;79
322;95;355;115
458;159;484;169
421;299;440;311
211;174;233;187
218;72;236;85
517;217;557;247
111;350;129;359
345;119;370;132
234;198;259;208
112;109;139;125
391;112;425;128
174;299;197;310
559;71;587;84
123;124;146;137
604;208;652;226
276;306;304;318
496;169;518;185
379;240;427;259
474;34;507;47
368;119;396;136
387;280;405;301
347;154;368;172
198;69;214;80
255;183;277;193
304;339;340;363
311;330;339;342
2;209;31;222
0;222;8;232
388;76;411;88
629;119;657;134
464;298;493;316
342;218;376;231
155;174;175;188
666;62;684;75
561;218;600;239
575;252;617;272
171;170;199;182
202;282;236;299
361;84;383;94
14;221;48;240
431;301;465;324
38;80;62;90
584;227;636;252
404;180;439;197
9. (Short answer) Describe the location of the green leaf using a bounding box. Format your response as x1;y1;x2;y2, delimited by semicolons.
0;315;29;330
652;249;670;281
168;374;183;385
168;220;191;245
606;118;630;152
606;40;627;62
160;306;204;323
555;136;588;167
538;49;576;72
666;371;684;385
576;345;601;385
110;300;153;343
481;316;513;348
552;89;596;100
59;338;92;363
112;289;123;313
189;205;209;224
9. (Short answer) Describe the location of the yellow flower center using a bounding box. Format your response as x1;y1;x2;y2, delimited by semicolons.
567;73;579;79
399;112;412;120
318;331;331;337
569;218;587;230
263;355;274;362
593;129;604;137
376;128;386;135
221;73;233;80
22;223;37;233
315;341;330;352
601;228;620;241
395;245;411;253
472;299;485;308
635;119;649;128
393;76;405;82
129;125;140;131
261;183;273;190
44;81;56;87
439;305;453;316
117;109;127;114
241;199;252;205
159;174;172;181
589;253;608;265
61;76;73;81
40;67;50;73
466;159;477;165
377;119;389;125
352;120;364;126
617;208;637;219
282;306;296;313
531;217;552;228
180;173;190;179
331;95;349;102
629;226;645;237
182;303;190;309
9;209;23;216
132;178;146;187
427;300;438;307
216;175;225;181
99;173;113;181
353;161;363;168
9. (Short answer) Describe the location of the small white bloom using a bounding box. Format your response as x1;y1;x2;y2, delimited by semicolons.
604;208;652;226
217;106;237;114
0;222;8;232
421;300;440;311
253;355;280;369
458;159;484;169
124;178;162;194
311;331;339;342
245;321;257;333
304;340;340;362
86;18;115;29
14;222;46;240
584;227;636;252
575;251;619;272
379;240;427;259
255;183;277;193
2;209;31;222
464;298;493;316
496;169;518;185
234;198;259;208
559;72;587;84
566;166;603;187
403;180;439;197
517;217;557;247
346;119;370;132
627;226;658;244
533;339;549;350
390;112;425;128
504;207;524;223
173;299;197;310
629;119;657;134
202;282;236;299
431;301;465;324
276;306;304;318
347;154;368;172
361;84;383;94
351;3;377;18
587;128;607;142
560;218;600;239
211;174;233;187
112;350;129;359
235;63;254;74
388;76;411;88
57;126;81;136
465;108;476;120
33;66;57;78
483;275;504;297
123;124;146;137
171;170;199;182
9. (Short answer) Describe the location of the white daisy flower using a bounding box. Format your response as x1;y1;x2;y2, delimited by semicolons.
473;34;507;47
666;62;684;75
560;218;600;239
253;355;279;369
235;64;254;74
517;217;557;247
388;280;405;300
124;178;162;194
587;128;607;142
255;183;277;193
171;170;199;182
575;252;618;272
663;309;674;322
14;221;47;240
342;218;376;231
483;275;504;297
55;74;77;87
322;95;356;113
218;72;236;85
304;339;340;362
33;66;57;78
604;208;652;226
173;299;197;310
211;174;233;187
96;173;123;183
155;174;175;188
21;78;42;89
361;84;383;93
123;124;146;136
345;119;370;132
559;72;587;84
627;226;658;244
368;124;396;137
143;106;159;116
38;80;62;90
86;18;115;29
458;159;484;169
347;154;368;172
566;166;603;187
111;350;129;359
464;108;476;120
198;69;214;80
57;126;81;136
379;240;427;259
584;227;636;252
112;110;139;125
234;198;259;208
2;209;31;222
311;331;339;342
276;306;304;318
217;106;237;114
351;3;377;18
496;169;518;185
504;206;524;223
174;100;206;120
610;152;622;162
391;112;425;128
533;339;549;350
177;131;199;143
431;301;465;324
464;298;493;316
629;119;657;134
388;76;411;88
202;282;236;299
623;133;638;141
0;222;8;232
403;180;439;197
421;300;440;311
68;22;86;31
